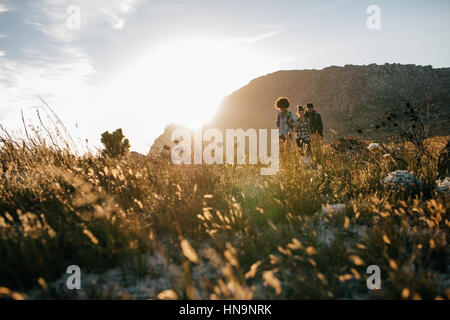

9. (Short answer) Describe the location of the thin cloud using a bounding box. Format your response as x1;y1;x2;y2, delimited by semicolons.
143;3;186;12
23;0;142;42
0;0;145;135
24;20;45;27
0;46;95;107
0;0;143;108
231;29;286;44
0;3;10;13
101;7;126;30
231;0;353;44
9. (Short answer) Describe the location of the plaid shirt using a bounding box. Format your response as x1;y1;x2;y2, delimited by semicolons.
296;117;311;141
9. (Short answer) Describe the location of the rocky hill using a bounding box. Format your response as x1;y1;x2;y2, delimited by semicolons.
151;63;450;153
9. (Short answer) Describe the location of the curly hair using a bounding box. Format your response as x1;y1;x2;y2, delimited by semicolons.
275;97;290;110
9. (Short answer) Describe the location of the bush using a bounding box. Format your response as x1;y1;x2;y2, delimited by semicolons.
100;129;130;158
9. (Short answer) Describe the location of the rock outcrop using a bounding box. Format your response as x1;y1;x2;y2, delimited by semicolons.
210;63;450;137
151;64;450;153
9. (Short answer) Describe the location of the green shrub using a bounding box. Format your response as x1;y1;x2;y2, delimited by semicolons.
100;129;130;158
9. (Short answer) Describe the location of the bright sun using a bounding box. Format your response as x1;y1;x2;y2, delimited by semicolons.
139;38;238;129
94;37;274;151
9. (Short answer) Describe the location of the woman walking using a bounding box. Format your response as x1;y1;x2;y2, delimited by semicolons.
294;105;311;155
275;97;297;142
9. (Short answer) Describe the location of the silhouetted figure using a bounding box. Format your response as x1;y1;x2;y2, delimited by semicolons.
305;103;323;138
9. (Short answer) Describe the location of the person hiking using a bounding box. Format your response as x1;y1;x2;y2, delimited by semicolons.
294;105;311;155
275;97;297;142
305;103;323;138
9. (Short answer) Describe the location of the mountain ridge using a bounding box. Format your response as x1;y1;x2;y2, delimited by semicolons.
151;63;450;153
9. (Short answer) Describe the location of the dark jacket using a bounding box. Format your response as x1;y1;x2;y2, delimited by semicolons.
305;111;323;137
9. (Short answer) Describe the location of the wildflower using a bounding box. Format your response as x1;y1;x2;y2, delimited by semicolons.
158;289;178;300
0;287;25;300
287;238;303;250
263;270;282;295
180;239;199;264
429;239;436;249
269;254;279;264
389;259;398;270
350;268;361;280
338;274;353;281
344;216;350;229
245;261;262;279
255;207;264;214
224;243;239;267
401;288;410;299
83;229;99;244
349;255;364;266
37;277;48;290
317;272;327;283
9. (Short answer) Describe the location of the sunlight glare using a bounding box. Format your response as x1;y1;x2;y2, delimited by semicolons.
94;37;274;152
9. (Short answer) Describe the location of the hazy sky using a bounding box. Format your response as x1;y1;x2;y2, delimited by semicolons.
1;0;449;152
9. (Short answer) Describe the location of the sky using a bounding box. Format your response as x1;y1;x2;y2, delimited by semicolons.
0;0;449;153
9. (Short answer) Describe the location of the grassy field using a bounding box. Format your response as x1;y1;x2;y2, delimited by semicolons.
0;132;448;300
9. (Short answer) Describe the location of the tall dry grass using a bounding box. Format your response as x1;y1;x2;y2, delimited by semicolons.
0;128;448;299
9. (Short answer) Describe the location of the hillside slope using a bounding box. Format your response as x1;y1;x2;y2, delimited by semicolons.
151;64;450;152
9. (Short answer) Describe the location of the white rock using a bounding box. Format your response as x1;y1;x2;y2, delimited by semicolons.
436;177;450;195
382;170;423;192
367;143;380;151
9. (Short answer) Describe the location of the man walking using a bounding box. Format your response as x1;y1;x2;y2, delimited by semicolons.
305;103;323;138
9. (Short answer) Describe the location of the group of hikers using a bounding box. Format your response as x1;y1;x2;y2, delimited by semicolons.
164;96;323;163
275;97;323;155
